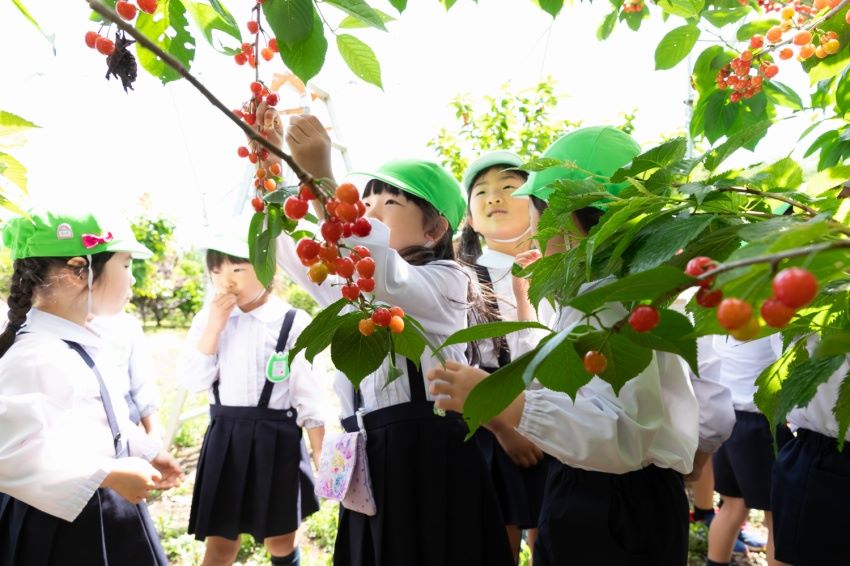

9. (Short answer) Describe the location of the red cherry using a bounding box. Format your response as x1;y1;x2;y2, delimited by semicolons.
269;38;279;52
372;308;391;326
341;283;361;301
772;267;818;309
356;257;376;278
685;256;716;288
116;1;137;20
749;34;764;49
352;217;372;238
261;47;274;61
251;197;265;213
342;223;353;238
357;277;375;292
266;93;279;106
583;351;608;375
299;184;316;201
85;31;99;49
761;298;796;328
389;316;405;334
247;21;259;34
389;306;405;318
696;287;723;308
137;0;157;13
628;306;660;333
334;257;355;279
359;318;375;337
335;183;360;205
244;114;257;126
351;245;371;260
234;52;248;65
763;64;779;79
717;298;753;330
318;243;339;264
336;202;358;223
296;239;321;262
237;146;249;158
250;81;263;97
95;37;115;56
321;221;343;243
355;200;366;218
283;197;308;220
325;199;339;218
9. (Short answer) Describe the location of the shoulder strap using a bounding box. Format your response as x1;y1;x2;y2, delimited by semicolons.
257;309;298;408
63;340;127;458
473;264;512;367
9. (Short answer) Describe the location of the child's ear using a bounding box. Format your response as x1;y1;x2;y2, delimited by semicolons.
426;216;450;243
465;215;475;233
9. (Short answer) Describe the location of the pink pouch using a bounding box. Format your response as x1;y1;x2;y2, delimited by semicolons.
314;412;376;516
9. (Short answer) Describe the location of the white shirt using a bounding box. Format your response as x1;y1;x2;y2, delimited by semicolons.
0;309;159;521
711;335;778;413
691;335;736;453
90;312;160;419
179;295;328;429
515;281;699;474
467;249;548;369
773;334;850;441
276;218;469;417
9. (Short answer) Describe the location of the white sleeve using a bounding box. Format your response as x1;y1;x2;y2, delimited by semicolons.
126;321;160;418
275;231;341;308
286;310;329;428
691;335;736;453
177;309;220;393
0;356;115;521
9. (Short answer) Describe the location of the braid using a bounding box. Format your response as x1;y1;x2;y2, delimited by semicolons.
0;258;50;357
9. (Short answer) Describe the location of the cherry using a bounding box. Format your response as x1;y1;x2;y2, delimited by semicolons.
799;43;816;59
359;318;375;337
730;316;760;341
296;239;321;262
761;298;796;328
250;81;263;97
269;163;282;177
351;245;371;260
342;223;353;238
356;257;376;278
269;38;279;52
355;200;366;218
717;298;753;330
308;262;329;284
335;183;360;205
766;26;783;43
261;47;274;61
334;257;355;279
763;64;779;78
299;184;315;200
352;217;372;238
85;31;99;48
321;221;343;243
628;305;660;333
325;199;339;217
390;306;405;318
234;52;248;65
251;197;264;213
779;47;794;60
749;35;764;49
772;267;817;308
357;277;375;292
781;5;796;19
116;1;137;20
266;93;279;106
389;316;405;334
696;287;723;308
263;178;276;192
341;283;361;301
685;256;716;288
793;30;812;45
318;243;339;263
284;196;308;220
372;308;391;326
95;37;115;56
336;202;358;223
583;351;607;375
138;0;157;13
248;152;259;163
247;21;259;34
824;38;841;55
244;113;257;126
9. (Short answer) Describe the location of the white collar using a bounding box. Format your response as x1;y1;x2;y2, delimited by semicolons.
476;248;516;270
25;308;102;348
231;294;291;323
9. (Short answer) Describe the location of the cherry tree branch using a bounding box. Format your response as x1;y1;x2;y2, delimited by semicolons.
699;240;850;282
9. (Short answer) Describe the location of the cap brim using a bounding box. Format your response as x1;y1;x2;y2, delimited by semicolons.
105;239;153;260
462;152;525;192
200;236;250;260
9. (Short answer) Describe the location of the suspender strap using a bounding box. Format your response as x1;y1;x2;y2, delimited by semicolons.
257;309;297;408
63;340;126;458
473;264;512;367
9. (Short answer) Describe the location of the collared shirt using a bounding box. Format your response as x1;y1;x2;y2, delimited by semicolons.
0;308;158;521
179;295;328;429
276;218;469;417
515;280;699;475
711;335;778;413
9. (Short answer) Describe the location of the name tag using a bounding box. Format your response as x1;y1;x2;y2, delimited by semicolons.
266;351;290;383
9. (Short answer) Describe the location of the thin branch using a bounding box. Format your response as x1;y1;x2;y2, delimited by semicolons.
86;0;317;189
699;240;850;281
759;0;850;55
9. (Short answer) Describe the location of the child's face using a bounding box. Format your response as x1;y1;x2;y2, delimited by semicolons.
209;260;266;307
363;191;434;251
467;169;530;244
91;252;135;316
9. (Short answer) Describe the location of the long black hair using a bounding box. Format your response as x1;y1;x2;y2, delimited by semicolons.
0;253;115;358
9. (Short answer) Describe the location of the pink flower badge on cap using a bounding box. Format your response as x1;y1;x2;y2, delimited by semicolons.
81;232;114;249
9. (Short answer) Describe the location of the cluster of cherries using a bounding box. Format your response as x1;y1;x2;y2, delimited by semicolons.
83;0;157;56
236;79;283;212
580;257;819;376
718;0;845;103
622;0;645;13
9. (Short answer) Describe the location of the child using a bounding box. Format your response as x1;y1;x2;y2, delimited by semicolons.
427;127;701;566
179;215;325;566
274;112;515;566
0;210;183;565
459;150;551;561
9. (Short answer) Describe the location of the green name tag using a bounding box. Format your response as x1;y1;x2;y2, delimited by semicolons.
266;351;290;383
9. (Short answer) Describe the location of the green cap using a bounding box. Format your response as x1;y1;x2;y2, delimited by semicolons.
513;126;641;204
461;151;525;194
350;159;467;230
2;210;152;261
200;214;252;259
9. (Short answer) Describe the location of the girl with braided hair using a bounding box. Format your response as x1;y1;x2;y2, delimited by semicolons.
0;210;183;566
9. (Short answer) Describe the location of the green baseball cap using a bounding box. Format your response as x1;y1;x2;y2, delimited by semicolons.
200;213;252;259
513;126;641;204
461;150;525;194
350;159;467;230
2;210;152;262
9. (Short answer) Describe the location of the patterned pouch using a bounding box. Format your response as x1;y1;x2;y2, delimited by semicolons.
314;411;376;516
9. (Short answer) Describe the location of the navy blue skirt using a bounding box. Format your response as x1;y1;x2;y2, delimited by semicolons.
535;461;688;566
334;402;514;566
188;403;319;541
772;428;850;566
0;488;166;566
475;427;549;529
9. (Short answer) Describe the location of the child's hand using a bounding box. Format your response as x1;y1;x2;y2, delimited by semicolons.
511;249;541;299
102;457;161;504
493;428;544;468
426;361;490;413
207;292;237;333
285;114;333;180
150;451;184;490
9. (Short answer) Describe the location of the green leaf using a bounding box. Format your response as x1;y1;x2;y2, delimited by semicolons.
520;157;565;172
834;369;850;451
0;111;40;137
702;5;747;27
184;1;241;54
704;90;739;144
597;10;618;40
247;212;265;270
611;138;687;182
276;11;327;84
657;0;704;18
755;340;809;434
773;355;846;437
745;157;803;191
388;0;407;13
437;321;551;353
763;81;803;111
331;313;390;387
136;0;197;84
336;34;382;89
622;309;698;374
391;316;427;368
835;67;850;116
628;215;714;273
523;330;591;399
539;0;565;17
568;266;695;314
291;298;350;362
693;46;730;94
575;331;654;394
12;0;53;47
262;0;315;46
806;165;850;194
463;349;535;432
325;0;387;30
0;152;29;193
0;194;29;218
339;7;396;29
815;331;850;358
655;25;700;70
704;119;772;171
736;18;780;41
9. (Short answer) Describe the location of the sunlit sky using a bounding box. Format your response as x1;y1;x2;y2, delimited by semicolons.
0;0;820;245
